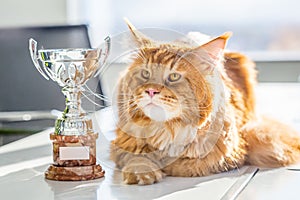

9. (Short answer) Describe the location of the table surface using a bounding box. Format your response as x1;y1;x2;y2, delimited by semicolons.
1;83;300;200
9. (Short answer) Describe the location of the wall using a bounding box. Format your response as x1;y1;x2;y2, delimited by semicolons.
0;0;67;27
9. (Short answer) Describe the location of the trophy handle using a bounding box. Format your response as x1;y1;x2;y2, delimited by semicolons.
29;38;49;80
94;36;111;77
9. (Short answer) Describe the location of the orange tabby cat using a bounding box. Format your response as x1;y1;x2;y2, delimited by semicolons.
110;21;300;185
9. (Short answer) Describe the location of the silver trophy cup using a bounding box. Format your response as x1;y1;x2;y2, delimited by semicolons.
29;37;110;181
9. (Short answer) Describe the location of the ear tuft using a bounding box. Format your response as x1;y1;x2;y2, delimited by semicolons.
219;32;232;41
124;17;138;36
124;17;153;48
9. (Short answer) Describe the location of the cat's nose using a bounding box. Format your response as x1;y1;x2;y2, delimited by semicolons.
145;88;160;98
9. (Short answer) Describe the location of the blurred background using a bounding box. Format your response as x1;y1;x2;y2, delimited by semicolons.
0;0;300;145
1;0;300;52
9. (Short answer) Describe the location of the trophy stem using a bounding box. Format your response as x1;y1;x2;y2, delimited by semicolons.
54;86;93;136
62;86;85;119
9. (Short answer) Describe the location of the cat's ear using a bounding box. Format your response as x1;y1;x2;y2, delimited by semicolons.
199;32;232;59
183;32;232;73
124;18;152;48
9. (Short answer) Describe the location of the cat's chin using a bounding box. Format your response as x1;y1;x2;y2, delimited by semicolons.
142;103;171;122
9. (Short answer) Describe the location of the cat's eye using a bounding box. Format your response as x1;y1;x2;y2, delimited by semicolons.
168;73;181;82
141;69;150;79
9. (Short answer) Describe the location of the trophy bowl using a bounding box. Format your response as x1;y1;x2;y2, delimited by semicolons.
38;48;101;86
29;37;110;181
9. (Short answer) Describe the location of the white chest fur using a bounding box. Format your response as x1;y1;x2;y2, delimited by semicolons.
164;125;198;157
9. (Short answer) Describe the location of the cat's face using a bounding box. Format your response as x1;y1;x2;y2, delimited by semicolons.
118;22;230;125
119;46;211;124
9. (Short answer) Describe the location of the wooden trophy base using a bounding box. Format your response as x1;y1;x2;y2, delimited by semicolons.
46;133;105;181
45;164;105;181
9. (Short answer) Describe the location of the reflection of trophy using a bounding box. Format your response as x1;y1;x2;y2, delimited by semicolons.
29;37;110;181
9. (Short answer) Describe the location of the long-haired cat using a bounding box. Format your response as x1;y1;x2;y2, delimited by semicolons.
110;20;300;185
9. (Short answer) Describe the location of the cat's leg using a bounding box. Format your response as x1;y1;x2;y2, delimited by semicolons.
122;156;164;185
243;117;300;167
110;144;164;185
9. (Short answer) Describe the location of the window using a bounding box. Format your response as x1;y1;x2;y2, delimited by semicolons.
68;0;300;83
71;0;300;53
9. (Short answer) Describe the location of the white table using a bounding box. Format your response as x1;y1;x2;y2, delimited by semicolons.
1;83;300;200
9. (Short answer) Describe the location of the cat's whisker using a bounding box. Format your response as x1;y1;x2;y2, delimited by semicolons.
118;110;139;124
118;106;137;116
181;105;210;113
116;101;136;105
117;94;134;97
118;105;138;115
156;102;176;108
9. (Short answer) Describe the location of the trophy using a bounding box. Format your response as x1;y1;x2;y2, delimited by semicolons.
29;37;110;181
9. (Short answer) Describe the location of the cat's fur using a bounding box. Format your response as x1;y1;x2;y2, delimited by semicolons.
110;21;300;185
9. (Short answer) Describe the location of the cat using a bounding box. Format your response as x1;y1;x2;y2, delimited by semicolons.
110;20;300;185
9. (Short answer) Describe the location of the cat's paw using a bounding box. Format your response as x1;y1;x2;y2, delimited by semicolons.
122;163;164;185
